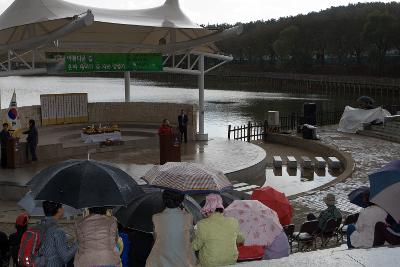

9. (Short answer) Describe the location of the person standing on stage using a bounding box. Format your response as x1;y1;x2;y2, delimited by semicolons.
23;119;38;161
178;110;188;143
0;123;11;168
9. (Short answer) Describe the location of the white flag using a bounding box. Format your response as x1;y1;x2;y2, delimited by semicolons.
6;90;21;130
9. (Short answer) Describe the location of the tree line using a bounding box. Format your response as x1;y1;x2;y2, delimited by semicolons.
209;2;400;77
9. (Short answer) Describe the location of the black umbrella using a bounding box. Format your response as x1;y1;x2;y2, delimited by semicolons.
357;96;375;104
28;160;144;209
115;186;203;233
348;186;370;208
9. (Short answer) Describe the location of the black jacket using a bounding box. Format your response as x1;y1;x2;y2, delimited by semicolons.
178;114;188;128
23;126;38;145
0;130;11;148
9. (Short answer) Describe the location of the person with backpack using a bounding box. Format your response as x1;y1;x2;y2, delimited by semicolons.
9;213;29;266
19;201;77;267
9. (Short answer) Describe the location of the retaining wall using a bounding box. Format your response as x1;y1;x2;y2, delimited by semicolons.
1;102;198;140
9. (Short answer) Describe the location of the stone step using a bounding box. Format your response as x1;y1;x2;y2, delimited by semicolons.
287;156;297;169
301;156;313;169
359;130;400;143
327;157;341;169
315;157;327;169
369;128;400;135
273;156;283;168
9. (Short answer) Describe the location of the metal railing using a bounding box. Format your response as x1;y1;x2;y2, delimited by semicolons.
228;121;267;142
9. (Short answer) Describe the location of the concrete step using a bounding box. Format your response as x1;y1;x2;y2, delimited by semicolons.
359;129;400;143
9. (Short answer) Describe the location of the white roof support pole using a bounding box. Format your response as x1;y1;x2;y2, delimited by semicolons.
124;71;131;102
196;54;208;141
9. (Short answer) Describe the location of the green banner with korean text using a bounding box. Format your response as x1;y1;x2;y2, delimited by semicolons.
48;52;163;73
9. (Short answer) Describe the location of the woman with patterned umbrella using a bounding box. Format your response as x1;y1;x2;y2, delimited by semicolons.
224;200;290;260
142;162;232;194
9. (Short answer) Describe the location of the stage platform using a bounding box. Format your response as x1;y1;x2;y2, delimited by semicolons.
0;124;267;200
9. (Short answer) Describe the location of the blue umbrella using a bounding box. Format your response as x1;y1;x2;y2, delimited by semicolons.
348;187;370;208
369;160;400;221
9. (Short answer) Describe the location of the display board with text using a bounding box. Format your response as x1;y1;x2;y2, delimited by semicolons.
40;93;88;126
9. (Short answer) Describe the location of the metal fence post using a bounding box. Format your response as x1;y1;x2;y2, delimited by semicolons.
247;121;252;142
263;120;268;142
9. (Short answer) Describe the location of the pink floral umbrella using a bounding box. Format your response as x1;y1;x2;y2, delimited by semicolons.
224;200;283;246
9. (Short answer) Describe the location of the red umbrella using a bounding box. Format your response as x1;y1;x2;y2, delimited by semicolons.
251;186;293;226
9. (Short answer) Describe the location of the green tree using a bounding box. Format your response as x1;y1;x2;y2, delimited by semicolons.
363;11;396;74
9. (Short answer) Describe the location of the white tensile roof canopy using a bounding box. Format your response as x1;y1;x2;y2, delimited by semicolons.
0;0;231;56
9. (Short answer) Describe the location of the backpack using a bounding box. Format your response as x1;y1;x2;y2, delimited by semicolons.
17;222;53;267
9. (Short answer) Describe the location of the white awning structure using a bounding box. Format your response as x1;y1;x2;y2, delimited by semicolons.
0;0;243;140
0;0;227;55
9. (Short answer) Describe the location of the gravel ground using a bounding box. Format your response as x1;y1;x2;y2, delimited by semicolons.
293;125;400;218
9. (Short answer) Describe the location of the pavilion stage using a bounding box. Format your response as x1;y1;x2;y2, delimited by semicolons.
0;123;267;200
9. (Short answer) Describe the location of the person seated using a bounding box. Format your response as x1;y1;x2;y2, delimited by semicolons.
74;207;121;267
346;193;387;249
9;213;29;267
192;194;244;267
0;230;10;267
146;190;196;267
316;193;342;233
306;213;317;221
373;214;400;247
41;201;77;266
128;229;154;267
158;119;172;136
118;224;131;267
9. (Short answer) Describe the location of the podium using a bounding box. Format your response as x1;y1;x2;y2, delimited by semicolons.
6;138;19;168
159;134;181;165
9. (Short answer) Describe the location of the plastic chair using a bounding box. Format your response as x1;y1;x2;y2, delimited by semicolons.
293;220;319;251
283;224;295;252
338;213;359;243
318;218;341;247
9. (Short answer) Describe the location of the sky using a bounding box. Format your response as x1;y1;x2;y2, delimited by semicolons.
0;0;396;24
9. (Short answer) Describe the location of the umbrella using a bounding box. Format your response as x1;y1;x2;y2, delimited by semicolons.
28;160;144;209
348;187;370;208
224;200;283;246
18;191;81;217
369;160;400;221
115;186;203;233
142;162;232;194
251;186;293;226
357;96;375;104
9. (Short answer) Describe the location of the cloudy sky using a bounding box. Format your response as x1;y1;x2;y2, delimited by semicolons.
0;0;395;24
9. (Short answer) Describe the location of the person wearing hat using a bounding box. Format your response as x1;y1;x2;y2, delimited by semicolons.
8;213;29;266
316;193;342;233
192;194;244;267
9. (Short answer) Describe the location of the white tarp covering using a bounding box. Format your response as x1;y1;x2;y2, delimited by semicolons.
337;106;391;133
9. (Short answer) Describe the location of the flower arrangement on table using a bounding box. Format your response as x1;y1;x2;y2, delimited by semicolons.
82;124;120;135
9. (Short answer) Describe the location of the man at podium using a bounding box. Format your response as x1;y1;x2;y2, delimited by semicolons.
0;123;11;168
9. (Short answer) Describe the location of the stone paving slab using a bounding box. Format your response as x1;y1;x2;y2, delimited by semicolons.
0;138;266;188
233;245;400;267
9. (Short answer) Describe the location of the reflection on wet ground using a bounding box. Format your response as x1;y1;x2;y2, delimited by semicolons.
264;166;343;196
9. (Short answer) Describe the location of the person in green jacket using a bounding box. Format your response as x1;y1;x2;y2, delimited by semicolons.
192;194;244;267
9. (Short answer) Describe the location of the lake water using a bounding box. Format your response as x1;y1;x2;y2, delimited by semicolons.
0;76;340;137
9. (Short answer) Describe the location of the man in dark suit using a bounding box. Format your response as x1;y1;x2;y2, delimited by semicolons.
178;109;188;143
23;119;38;161
0;123;11;168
